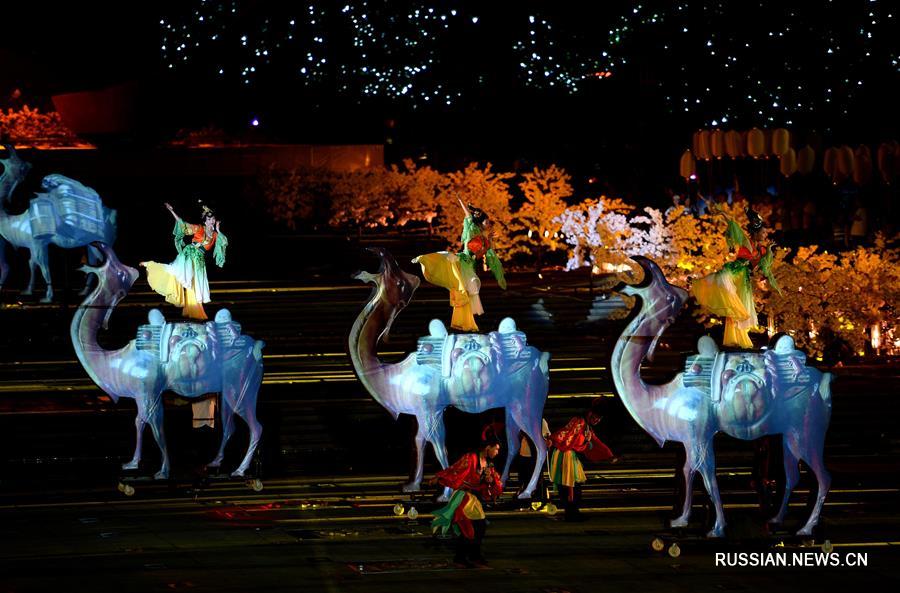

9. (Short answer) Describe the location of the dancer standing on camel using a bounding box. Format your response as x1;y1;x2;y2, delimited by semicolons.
413;197;506;332
691;203;781;348
142;202;228;320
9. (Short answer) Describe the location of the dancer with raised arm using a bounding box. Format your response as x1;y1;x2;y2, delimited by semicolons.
413;198;506;332
142;202;228;320
691;204;780;348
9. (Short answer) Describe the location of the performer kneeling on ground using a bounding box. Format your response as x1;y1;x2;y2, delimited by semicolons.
142;202;228;320
548;401;615;521
431;432;503;568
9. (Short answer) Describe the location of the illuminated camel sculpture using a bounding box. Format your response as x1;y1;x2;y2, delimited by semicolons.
0;145;116;302
350;247;550;499
612;256;832;537
71;243;264;479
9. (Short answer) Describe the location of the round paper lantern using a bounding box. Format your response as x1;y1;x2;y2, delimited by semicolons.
692;130;711;160
823;147;837;177
771;128;791;156
853;146;872;185
747;128;765;158
710;129;726;159
797;145;815;174
725;130;744;158
679;149;697;180
876;142;893;183
836;145;854;177
779;148;797;177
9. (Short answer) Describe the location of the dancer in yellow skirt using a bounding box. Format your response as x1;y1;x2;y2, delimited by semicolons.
691;205;779;348
141;202;228;320
413;199;506;332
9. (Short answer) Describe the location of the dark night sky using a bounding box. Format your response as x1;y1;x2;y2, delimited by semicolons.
2;1;899;189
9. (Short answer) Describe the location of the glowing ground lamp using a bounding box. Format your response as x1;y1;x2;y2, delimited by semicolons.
612;256;833;538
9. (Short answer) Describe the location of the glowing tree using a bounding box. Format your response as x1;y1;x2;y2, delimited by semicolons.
433;162;515;251
508;165;572;271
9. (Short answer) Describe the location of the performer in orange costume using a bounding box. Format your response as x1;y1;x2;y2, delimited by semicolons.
548;401;614;521
431;433;503;568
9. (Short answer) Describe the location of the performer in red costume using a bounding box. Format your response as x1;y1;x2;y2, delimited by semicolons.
431;432;503;568
547;400;615;521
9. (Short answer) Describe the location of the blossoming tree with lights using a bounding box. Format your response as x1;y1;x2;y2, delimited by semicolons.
507;165;572;272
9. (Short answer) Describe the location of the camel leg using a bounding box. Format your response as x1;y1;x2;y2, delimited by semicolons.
501;409;521;486
122;412;147;470
697;449;727;537
145;395;170;479
426;412;453;502
403;416;428;494
33;244;53;302
228;359;264;478
21;249;36;296
797;437;831;536
208;398;235;469
671;445;698;528
516;411;547;500
769;437;800;525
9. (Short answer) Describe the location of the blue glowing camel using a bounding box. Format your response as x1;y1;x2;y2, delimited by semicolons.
71;243;264;479
612;256;832;537
1;145;116;302
350;247;551;499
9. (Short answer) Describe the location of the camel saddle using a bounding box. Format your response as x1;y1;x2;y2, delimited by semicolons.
683;335;817;403
416;317;533;378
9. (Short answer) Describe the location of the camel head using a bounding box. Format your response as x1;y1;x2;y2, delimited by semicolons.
352;247;420;342
79;242;139;329
617;256;688;361
0;144;31;203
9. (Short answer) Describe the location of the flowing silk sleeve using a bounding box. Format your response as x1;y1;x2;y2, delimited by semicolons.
461;216;481;256
172;220;194;254
435;453;476;490
484;249;507;290
758;245;782;295
724;217;750;251
213;230;228;267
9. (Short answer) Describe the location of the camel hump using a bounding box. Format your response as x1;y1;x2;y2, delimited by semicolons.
428;319;448;337
697;335;718;357
498;317;517;333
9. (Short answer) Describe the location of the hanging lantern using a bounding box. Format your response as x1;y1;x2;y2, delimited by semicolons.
710;129;726;159
725;130;742;158
679;149;697;180
876;142;894;183
771;128;791;156
823;147;837;177
797;145;815;174
747;128;765;158
692;130;711;160
779;147;797;177
836;145;854;177
853;146;872;185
